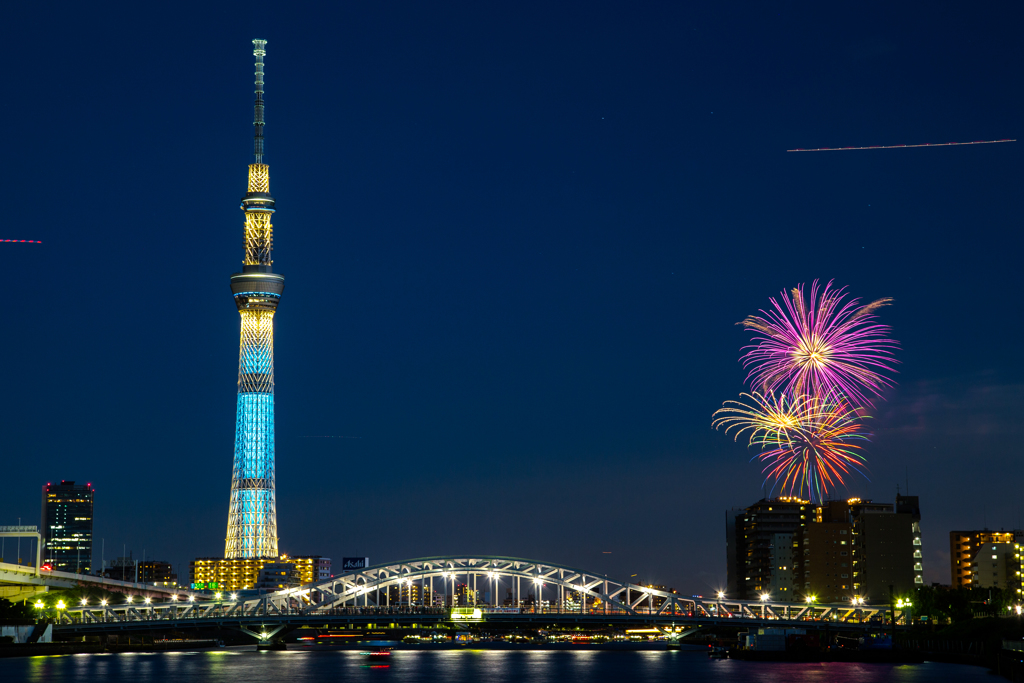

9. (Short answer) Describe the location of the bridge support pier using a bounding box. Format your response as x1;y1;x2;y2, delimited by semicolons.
235;623;289;648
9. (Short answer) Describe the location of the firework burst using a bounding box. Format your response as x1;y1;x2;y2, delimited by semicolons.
714;392;870;502
739;280;898;409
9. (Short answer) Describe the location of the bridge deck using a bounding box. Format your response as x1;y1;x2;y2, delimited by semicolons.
53;606;892;639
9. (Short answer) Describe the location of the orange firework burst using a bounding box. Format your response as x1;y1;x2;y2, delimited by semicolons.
714;392;870;502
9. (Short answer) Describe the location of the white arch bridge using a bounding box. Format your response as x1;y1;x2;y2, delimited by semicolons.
57;556;899;640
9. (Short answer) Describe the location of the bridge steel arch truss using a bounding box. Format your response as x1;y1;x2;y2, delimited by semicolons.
62;555;889;626
295;556;688;616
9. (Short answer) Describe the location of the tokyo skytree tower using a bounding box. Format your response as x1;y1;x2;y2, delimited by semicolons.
224;39;284;558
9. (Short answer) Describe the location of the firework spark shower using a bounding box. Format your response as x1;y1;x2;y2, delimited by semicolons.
740;280;899;409
715;280;899;502
714;392;871;503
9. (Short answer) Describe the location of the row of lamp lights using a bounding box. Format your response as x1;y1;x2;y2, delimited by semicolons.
35;592;243;610
713;590;869;606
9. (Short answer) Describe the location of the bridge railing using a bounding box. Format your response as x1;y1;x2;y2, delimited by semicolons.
57;602;890;627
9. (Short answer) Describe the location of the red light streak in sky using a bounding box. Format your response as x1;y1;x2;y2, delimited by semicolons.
1;239;42;243
788;139;1015;152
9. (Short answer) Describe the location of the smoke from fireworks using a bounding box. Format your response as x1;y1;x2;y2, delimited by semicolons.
739;280;898;409
714;392;870;502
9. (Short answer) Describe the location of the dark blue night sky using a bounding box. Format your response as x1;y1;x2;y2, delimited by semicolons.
1;1;1021;592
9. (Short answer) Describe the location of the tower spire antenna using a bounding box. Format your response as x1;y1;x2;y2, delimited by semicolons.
253;39;267;163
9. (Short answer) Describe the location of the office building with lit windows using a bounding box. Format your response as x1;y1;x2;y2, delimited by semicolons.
190;554;330;592
41;481;94;573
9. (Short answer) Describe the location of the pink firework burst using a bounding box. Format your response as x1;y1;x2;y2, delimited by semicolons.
739;280;898;408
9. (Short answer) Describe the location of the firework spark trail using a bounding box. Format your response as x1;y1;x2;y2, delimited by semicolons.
714;392;870;502
788;139;1014;152
739;280;899;409
712;392;816;444
1;239;42;243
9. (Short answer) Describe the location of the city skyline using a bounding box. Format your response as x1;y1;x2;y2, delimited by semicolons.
1;2;1022;594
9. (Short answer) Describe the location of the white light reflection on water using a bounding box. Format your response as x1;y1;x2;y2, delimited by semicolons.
5;649;997;683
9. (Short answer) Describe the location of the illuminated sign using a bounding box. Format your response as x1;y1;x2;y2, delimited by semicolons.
451;607;483;621
191;582;220;591
342;557;370;571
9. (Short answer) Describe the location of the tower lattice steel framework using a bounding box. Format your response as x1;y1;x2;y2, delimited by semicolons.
224;39;283;559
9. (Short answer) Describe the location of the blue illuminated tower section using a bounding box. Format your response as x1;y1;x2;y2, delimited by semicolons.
224;39;283;559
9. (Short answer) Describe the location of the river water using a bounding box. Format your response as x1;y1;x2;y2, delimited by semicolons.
0;648;992;682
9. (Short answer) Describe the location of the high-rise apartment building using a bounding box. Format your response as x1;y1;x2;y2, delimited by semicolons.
727;497;810;600
792;496;922;603
730;495;924;603
949;529;1023;592
40;481;94;573
793;517;853;602
224;39;284;560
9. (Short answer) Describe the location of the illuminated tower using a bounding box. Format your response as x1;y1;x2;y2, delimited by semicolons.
224;39;283;559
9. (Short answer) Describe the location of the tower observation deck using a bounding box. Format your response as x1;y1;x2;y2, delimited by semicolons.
224;39;283;559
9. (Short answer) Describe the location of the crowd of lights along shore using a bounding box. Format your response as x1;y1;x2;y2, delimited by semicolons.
713;280;898;503
223;39;283;559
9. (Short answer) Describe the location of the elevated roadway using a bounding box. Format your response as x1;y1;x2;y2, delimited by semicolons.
0;562;202;602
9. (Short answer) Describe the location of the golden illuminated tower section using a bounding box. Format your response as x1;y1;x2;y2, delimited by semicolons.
224;39;284;559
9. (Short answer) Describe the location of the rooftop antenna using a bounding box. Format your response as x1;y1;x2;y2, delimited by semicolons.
253;39;267;163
